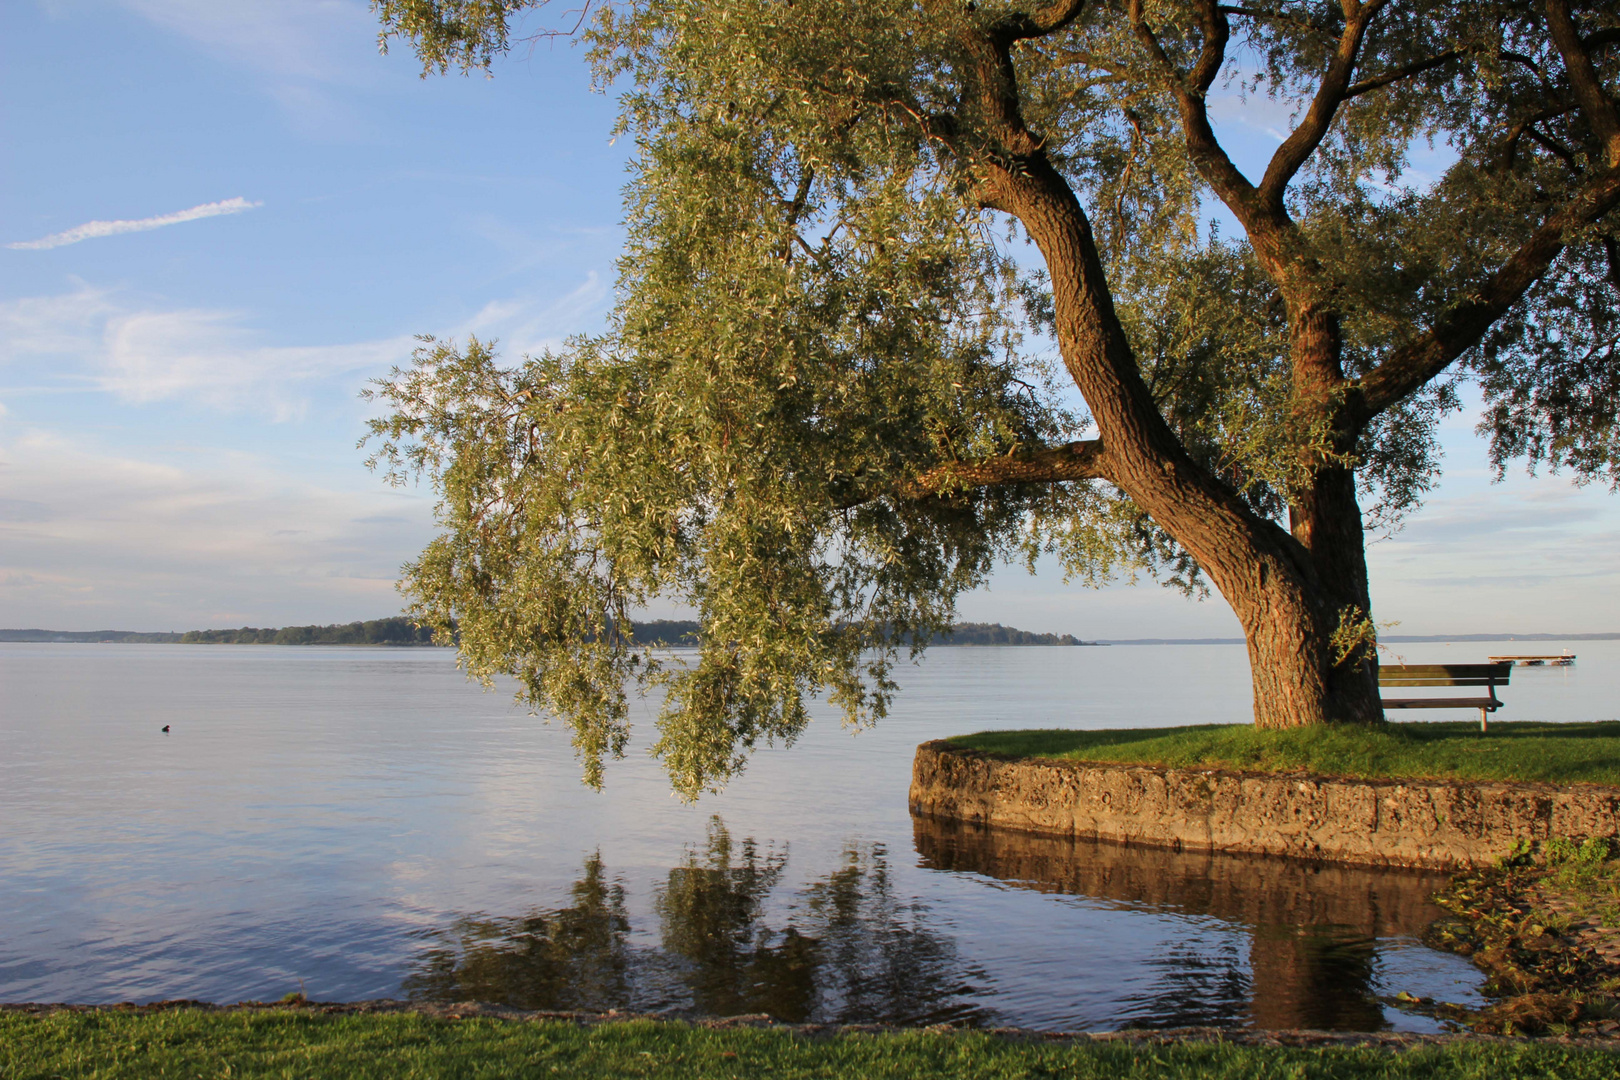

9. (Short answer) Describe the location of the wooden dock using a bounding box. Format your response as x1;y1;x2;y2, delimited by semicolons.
1488;654;1576;666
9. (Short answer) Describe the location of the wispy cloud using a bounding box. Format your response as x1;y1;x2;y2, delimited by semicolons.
0;284;409;420
467;273;610;357
0;278;604;420
99;308;412;420
7;198;262;251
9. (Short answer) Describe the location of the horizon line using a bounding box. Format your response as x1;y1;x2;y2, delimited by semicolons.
4;627;1616;645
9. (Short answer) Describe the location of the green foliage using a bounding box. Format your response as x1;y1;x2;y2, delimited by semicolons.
1478;243;1620;488
1329;605;1379;668
950;720;1620;786
8;1009;1620;1078
1545;836;1620;927
366;0;1620;790
364;173;1070;795
373;0;534;74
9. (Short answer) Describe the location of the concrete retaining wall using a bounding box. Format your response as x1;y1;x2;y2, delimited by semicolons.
909;741;1620;869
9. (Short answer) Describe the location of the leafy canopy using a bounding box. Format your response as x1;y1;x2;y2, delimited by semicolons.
367;0;1620;794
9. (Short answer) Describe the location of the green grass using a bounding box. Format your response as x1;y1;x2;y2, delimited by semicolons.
2;1009;1617;1079
948;721;1620;786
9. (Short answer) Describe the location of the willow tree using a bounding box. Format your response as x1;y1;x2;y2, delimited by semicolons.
367;0;1620;795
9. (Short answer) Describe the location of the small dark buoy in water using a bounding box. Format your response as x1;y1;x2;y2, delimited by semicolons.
161;725;170;733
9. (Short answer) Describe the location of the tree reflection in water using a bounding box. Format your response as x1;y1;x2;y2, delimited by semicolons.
913;816;1456;1031
402;855;634;1011
405;818;988;1024
406;817;1454;1029
652;822;813;1019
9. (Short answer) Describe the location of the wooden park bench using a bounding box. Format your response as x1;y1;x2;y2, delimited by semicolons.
1379;662;1512;731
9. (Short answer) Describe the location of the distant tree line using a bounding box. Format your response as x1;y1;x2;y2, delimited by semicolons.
935;623;1091;646
4;618;1090;647
179;617;439;646
624;620;1090;647
0;629;186;643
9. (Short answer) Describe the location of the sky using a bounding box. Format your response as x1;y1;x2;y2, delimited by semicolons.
2;0;1617;639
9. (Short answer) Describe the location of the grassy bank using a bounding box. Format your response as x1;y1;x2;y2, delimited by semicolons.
949;722;1620;786
3;1009;1618;1079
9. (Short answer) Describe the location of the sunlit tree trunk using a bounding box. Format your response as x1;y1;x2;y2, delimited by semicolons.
991;145;1384;729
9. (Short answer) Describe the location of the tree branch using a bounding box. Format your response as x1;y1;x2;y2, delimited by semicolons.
778;167;815;262
903;439;1110;496
1128;0;1261;215
1218;4;1338;40
1353;164;1620;419
1500;48;1551;84
1525;123;1582;170
987;0;1090;45
1189;0;1230;95
1344;49;1462;100
1542;0;1620;163
1499;104;1578;166
1258;0;1387;205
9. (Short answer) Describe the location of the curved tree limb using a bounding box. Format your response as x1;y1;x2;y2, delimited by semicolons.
1127;0;1263;219
1344;49;1463;100
1543;0;1620;162
1353;163;1620;420
903;439;1110;496
1257;0;1388;207
987;0;1090;44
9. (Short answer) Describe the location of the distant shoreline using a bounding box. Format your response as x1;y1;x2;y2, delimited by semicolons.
0;619;1097;648
4;627;1615;646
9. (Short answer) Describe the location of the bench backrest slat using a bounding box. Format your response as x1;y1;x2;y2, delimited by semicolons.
1378;663;1511;688
1380;677;1503;687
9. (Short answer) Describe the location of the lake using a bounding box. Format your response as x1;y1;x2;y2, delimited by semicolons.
3;639;1614;1030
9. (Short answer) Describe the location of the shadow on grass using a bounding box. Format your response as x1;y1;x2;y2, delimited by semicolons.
1396;721;1620;743
949;725;1232;758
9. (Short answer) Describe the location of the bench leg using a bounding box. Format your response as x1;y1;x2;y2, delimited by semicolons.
1480;707;1488;733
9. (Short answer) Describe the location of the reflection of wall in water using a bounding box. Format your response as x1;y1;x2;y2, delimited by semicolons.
913;816;1453;1031
403;818;987;1025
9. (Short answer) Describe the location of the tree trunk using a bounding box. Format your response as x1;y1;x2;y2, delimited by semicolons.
1164;473;1383;730
1230;572;1383;730
991;152;1384;730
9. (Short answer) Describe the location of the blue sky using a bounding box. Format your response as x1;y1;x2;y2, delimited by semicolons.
2;0;1616;638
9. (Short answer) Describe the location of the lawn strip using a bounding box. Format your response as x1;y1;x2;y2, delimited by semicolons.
2;1007;1619;1080
948;721;1620;787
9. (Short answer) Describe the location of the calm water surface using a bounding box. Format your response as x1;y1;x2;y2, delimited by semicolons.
4;640;1615;1029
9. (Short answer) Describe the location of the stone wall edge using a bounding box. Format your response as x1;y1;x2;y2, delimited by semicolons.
908;740;1620;870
